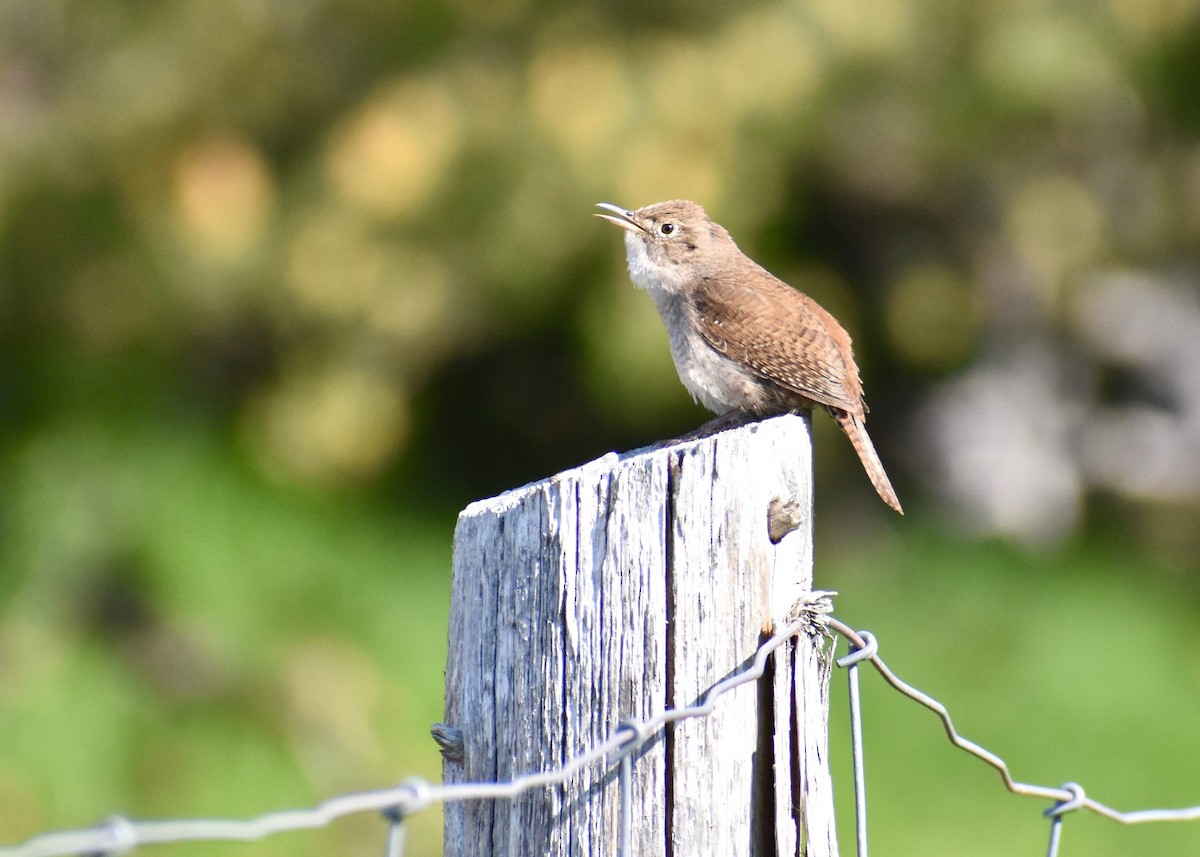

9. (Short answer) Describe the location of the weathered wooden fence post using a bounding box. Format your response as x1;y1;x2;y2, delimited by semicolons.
442;413;837;856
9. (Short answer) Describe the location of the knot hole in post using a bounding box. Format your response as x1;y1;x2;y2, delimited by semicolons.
767;497;803;544
431;723;465;765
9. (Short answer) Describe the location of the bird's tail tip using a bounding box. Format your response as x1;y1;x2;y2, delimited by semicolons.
840;412;904;515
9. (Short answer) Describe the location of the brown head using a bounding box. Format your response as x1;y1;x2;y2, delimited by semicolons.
595;200;741;294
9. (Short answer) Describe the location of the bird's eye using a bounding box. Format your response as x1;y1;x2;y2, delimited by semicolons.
659;223;675;235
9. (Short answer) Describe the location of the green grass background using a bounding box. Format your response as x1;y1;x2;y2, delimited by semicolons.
2;425;1197;856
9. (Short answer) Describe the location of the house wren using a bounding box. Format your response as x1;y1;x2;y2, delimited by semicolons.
596;199;903;514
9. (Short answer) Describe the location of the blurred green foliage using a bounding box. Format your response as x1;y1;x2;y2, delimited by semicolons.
2;0;1200;854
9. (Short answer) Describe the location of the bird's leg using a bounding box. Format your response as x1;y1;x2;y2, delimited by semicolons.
634;410;758;453
698;408;757;434
671;409;757;443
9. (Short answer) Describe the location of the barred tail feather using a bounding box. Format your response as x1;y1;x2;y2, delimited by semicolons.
836;411;903;514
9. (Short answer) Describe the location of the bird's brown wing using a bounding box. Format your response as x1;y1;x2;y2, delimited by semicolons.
689;273;863;414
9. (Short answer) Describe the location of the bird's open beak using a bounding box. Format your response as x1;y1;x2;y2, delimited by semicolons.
594;203;644;234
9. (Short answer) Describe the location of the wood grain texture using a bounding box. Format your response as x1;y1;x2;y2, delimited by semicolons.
443;413;836;856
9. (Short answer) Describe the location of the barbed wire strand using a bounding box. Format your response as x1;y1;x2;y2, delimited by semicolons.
1046;811;1064;857
824;616;1200;826
380;807;406;857
1043;782;1086;857
2;608;1199;857
618;753;633;857
0;613;811;857
836;629;878;857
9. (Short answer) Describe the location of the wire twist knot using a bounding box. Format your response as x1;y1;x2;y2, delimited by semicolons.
90;817;137;857
1046;782;1087;818
836;630;878;667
